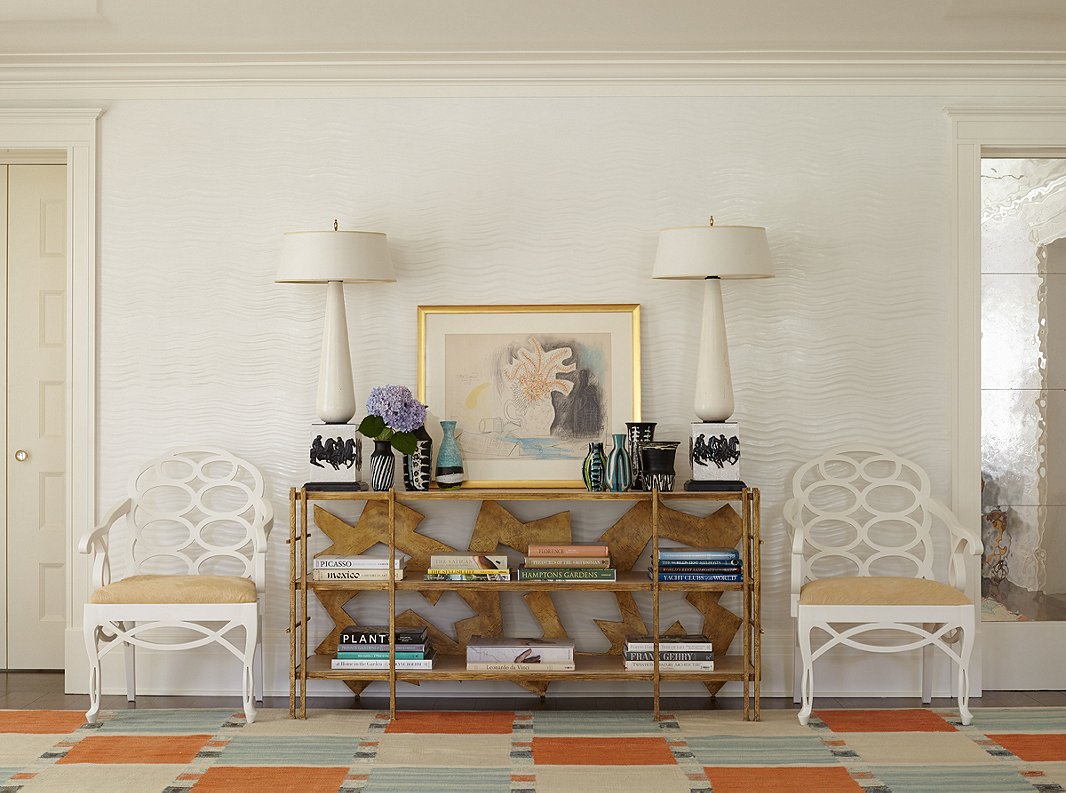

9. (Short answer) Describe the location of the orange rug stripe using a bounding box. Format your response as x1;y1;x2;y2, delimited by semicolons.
192;766;349;792
0;710;87;734
705;766;864;793
385;710;515;734
532;737;676;765
59;734;212;764
989;733;1066;761
816;708;956;733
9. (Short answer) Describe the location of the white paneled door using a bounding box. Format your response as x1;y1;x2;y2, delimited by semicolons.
4;164;67;669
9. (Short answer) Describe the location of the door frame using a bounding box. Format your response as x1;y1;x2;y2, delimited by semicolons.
951;105;1066;691
0;109;99;687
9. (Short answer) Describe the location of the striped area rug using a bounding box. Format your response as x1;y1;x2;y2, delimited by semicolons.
1;707;1065;791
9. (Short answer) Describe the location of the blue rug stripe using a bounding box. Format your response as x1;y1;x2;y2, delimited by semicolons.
531;711;664;735
870;765;1037;792
686;736;839;765
365;766;512;792
216;736;360;766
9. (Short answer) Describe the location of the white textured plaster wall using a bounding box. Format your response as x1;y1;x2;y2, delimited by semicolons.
95;96;953;696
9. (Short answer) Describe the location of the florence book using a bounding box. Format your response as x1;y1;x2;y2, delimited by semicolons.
526;544;610;557
312;569;404;581
313;554;409;569
623;660;715;671
339;626;427;645
465;662;576;671
428;554;508;570
517;568;616;581
522;556;611;568
335;651;426;660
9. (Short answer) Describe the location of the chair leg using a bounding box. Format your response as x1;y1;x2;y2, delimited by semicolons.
83;619;102;724
793;635;803;704
123;622;136;703
921;623;934;704
242;611;258;724
797;613;815;726
254;612;265;703
956;621;976;726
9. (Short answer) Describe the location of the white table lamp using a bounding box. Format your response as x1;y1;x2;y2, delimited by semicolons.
277;223;395;424
653;218;772;422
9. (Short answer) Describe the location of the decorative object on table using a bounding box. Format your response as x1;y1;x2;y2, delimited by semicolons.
983;507;1011;587
582;441;607;491
687;421;743;491
369;440;396;491
434;419;465;489
418;304;641;487
652;217;772;422
641;440;680;492
403;426;433;491
358;385;427;492
625;421;656;491
605;432;633;492
276;220;395;424
305;423;363;489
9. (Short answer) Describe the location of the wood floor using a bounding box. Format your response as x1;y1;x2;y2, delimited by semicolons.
2;670;1062;712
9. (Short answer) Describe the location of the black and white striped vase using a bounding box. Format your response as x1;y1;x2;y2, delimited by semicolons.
370;440;396;491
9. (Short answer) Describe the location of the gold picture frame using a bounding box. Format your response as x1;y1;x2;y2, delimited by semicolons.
418;304;641;488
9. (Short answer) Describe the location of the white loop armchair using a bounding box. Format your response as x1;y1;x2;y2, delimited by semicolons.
79;448;273;724
785;446;981;726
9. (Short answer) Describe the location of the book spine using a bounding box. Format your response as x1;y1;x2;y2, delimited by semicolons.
653;565;742;573
623;661;715;671
313;569;404;581
465;662;576;671
429;555;508;570
339;632;426;644
313;558;406;569
517;569;616;581
466;651;575;664
657;559;742;568
330;659;435;670
335;651;426;660
625;642;713;652
657;550;739;561
337;644;427;653
423;573;511;581
526;545;611;557
425;569;513;575
653;573;743;582
523;556;611;568
622;651;715;661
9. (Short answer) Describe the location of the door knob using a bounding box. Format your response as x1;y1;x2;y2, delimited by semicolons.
14;449;28;462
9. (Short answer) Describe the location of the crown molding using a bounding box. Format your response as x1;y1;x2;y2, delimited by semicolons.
4;52;1066;98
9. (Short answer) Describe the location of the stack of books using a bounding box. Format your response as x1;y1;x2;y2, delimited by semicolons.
313;553;410;582
651;547;743;582
465;636;576;671
424;553;511;582
517;544;616;582
331;625;436;670
623;634;715;671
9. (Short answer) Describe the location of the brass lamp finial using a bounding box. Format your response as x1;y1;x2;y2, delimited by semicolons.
708;216;715;227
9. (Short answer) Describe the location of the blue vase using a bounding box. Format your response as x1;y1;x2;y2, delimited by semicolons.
582;442;607;492
605;433;632;492
435;420;465;489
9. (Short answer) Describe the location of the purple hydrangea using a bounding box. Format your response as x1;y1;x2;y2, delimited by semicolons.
366;385;427;433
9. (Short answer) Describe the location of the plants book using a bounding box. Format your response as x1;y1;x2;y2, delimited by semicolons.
339;626;428;645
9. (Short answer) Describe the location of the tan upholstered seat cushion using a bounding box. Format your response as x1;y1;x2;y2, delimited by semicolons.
800;576;971;607
89;574;257;605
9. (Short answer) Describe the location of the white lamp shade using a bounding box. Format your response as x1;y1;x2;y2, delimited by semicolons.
276;230;395;283
653;225;773;280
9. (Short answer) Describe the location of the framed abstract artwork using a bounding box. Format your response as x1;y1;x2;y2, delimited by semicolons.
418;304;641;487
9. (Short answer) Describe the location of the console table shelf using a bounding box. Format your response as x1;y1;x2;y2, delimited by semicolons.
288;485;761;721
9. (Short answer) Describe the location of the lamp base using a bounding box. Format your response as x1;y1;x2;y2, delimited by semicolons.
307;423;364;487
690;421;742;481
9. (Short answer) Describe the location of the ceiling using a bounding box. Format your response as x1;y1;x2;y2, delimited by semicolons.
2;0;1066;59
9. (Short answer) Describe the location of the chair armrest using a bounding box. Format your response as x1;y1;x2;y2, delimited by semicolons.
78;498;131;591
784;498;805;617
928;499;983;592
252;499;274;553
